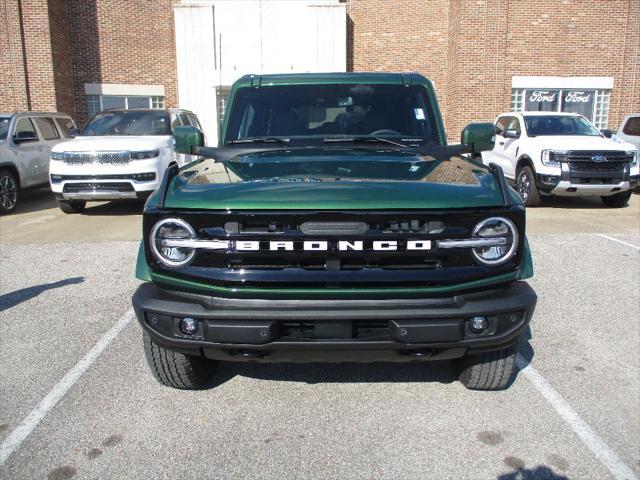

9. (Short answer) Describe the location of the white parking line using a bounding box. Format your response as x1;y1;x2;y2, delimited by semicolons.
0;308;135;466
597;234;640;251
517;355;638;480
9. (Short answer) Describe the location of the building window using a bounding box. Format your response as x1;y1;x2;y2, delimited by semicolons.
510;90;525;112
151;96;165;109
86;95;166;117
510;88;611;129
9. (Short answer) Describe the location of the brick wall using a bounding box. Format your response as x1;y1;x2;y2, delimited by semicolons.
346;0;640;137
66;0;178;126
0;0;29;111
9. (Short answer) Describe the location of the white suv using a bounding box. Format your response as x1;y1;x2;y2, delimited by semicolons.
0;112;76;214
49;108;202;214
482;112;639;208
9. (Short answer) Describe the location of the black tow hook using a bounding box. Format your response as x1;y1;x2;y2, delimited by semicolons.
228;350;270;359
402;349;434;358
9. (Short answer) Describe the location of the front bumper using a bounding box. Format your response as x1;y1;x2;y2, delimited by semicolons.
132;281;537;362
550;180;630;197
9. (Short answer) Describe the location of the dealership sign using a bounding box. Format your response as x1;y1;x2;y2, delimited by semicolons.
526;90;559;111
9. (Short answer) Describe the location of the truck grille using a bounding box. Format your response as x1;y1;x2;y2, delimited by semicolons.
568;162;626;171
563;151;634;162
63;182;134;193
63;151;131;164
144;209;525;289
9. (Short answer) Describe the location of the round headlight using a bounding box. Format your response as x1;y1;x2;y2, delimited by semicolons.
471;217;518;266
150;218;196;267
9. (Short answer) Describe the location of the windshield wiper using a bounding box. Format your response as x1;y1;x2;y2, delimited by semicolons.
323;136;409;148
226;137;290;145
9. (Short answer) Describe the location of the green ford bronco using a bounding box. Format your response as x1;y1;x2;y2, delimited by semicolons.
132;73;536;391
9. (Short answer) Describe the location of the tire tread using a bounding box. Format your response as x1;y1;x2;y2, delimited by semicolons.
143;332;214;389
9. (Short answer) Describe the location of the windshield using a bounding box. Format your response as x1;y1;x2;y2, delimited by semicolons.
225;84;439;144
82;111;171;136
0;117;11;140
523;115;601;137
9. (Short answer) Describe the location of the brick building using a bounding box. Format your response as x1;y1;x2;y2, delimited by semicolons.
1;0;639;139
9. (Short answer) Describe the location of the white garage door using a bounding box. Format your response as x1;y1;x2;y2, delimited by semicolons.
174;0;346;145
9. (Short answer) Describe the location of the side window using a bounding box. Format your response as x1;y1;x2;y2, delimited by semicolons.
171;114;182;130
14;118;39;141
495;116;510;135
622;117;640;136
187;114;201;130
34;117;60;140
55;117;76;137
506;117;521;133
178;113;191;126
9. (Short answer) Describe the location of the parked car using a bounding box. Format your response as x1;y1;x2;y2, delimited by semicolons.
482;112;639;207
613;113;640;150
49;108;202;214
0;111;77;214
132;72;536;391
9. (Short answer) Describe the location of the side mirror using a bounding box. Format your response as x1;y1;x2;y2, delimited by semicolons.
461;122;495;154
503;129;520;139
173;125;204;154
68;128;80;138
600;129;613;138
13;131;38;144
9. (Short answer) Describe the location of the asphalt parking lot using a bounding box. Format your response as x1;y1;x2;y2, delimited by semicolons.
0;190;638;480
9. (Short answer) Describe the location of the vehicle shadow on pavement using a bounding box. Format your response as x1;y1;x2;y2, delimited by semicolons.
497;464;570;480
82;200;146;216
209;359;456;386
11;187;58;214
0;277;84;312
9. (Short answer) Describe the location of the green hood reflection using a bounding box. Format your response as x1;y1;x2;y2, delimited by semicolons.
164;148;508;210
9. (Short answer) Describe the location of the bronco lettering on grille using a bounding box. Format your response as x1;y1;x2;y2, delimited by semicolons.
234;240;432;252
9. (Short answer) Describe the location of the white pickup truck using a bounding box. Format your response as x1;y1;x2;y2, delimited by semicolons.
49;108;201;213
482;112;639;207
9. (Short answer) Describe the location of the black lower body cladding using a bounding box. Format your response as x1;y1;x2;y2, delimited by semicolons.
132;282;536;363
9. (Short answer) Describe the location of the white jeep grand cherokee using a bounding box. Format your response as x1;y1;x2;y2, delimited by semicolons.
482;112;639;208
49;108;201;213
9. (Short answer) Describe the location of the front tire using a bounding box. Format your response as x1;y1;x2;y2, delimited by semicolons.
143;332;216;389
457;344;518;391
58;200;86;214
516;166;541;207
601;191;631;208
0;169;19;214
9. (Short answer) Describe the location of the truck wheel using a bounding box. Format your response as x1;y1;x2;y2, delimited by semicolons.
457;344;518;391
0;169;19;214
601;191;631;208
58;200;86;214
143;332;216;389
516;166;541;207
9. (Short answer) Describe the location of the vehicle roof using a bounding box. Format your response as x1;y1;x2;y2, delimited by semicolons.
233;72;431;87
95;108;194;114
503;111;584;117
0;111;72;118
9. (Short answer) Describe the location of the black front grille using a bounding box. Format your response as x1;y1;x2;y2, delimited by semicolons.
53;173;156;183
63;182;135;193
568;162;625;171
145;208;525;289
565;151;634;162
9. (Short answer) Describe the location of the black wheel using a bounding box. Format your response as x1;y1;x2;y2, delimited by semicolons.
516;166;541;207
143;332;216;389
457;344;518;391
601;191;631;208
0;169;19;214
58;200;86;214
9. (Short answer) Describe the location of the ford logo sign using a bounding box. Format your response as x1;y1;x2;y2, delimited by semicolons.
591;155;607;163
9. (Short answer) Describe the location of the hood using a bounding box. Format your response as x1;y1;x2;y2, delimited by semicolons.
51;135;172;153
163;148;512;210
528;135;636;151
